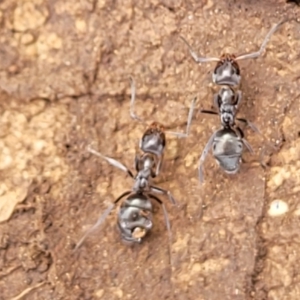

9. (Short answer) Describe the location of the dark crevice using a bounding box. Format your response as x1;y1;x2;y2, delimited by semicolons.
247;154;269;299
286;0;300;5
248;106;290;298
91;0;98;12
248;217;268;299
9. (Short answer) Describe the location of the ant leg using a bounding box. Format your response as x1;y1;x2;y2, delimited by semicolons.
235;90;242;109
74;190;132;251
236;18;289;61
200;109;218;116
237;118;278;152
150;185;176;205
180;36;220;63
129;77;145;123
87;146;135;178
134;154;140;172
259;145;268;169
198;132;216;183
154;153;164;177
149;193;173;266
242;138;254;154
236;117;261;134
236;127;254;153
73;204;115;251
166;96;196;138
213;93;221;112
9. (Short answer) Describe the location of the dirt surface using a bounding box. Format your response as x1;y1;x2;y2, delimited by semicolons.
1;0;300;299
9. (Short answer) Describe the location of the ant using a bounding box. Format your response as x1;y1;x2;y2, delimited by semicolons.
180;19;288;182
74;78;195;256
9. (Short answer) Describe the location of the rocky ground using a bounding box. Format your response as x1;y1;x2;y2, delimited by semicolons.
0;0;300;299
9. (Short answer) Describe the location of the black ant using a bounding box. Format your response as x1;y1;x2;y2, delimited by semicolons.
180;19;288;182
74;78;195;258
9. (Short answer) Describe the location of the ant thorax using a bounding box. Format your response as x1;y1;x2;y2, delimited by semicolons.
217;86;237;105
135;153;158;176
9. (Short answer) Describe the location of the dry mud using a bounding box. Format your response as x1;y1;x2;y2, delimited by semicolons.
1;1;300;299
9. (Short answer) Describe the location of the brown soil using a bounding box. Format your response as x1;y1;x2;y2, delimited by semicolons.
1;0;300;299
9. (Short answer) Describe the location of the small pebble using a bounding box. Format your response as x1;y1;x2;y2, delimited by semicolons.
268;200;289;217
95;289;104;298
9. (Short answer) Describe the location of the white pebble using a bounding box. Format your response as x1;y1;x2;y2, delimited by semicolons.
268;200;289;217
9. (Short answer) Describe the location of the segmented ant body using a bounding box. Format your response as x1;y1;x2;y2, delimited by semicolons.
198;89;254;183
84;123;172;245
74;78;195;251
180;19;287;182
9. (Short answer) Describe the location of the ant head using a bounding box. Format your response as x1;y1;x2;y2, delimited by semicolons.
213;54;241;86
140;122;166;157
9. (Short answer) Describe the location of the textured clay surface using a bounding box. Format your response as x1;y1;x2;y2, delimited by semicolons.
1;0;300;299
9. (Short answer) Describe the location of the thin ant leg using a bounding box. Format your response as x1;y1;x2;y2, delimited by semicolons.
148;193;173;266
134;154;140;173
236;18;289;61
198;131;216;183
87;146;135;178
236;117;261;134
236;127;253;153
130;78;195;139
237;118;278;153
242;138;253;153
166;96;196;138
213;93;221;112
150;185;176;205
259;145;268;169
200;110;218;116
73;204;114;251
235;90;242;109
180;36;220;63
154;153;164;177
74;191;132;251
242;138;254;153
129;76;145;123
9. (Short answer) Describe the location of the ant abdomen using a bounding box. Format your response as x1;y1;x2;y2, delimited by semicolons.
213;128;244;174
118;193;153;243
